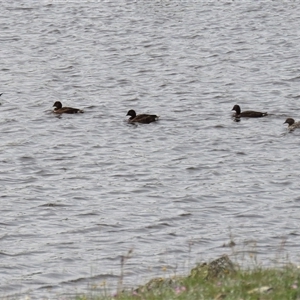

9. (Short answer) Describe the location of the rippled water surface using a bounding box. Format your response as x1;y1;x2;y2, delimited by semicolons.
1;1;300;298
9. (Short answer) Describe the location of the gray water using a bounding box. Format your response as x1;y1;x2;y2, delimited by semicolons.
1;1;300;298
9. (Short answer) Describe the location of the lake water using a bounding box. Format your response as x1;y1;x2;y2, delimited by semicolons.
1;1;300;299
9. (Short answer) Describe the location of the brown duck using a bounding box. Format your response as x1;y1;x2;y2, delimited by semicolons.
284;118;300;131
232;104;267;118
53;101;84;114
126;109;159;124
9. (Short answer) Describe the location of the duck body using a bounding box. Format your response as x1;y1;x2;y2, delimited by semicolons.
284;118;300;131
232;104;267;118
126;109;159;124
53;101;84;114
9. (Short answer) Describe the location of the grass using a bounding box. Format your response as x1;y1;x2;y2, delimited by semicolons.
75;254;300;300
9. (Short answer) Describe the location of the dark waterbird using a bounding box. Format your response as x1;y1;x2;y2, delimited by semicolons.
53;101;84;114
232;104;267;118
284;118;300;131
126;109;159;124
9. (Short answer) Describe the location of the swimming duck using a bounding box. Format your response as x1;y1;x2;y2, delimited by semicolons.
53;101;84;114
284;118;300;131
126;109;159;124
232;104;267;118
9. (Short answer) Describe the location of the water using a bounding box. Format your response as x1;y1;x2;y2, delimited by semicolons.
1;1;300;298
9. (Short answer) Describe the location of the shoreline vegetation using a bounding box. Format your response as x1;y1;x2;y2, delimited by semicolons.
76;252;300;300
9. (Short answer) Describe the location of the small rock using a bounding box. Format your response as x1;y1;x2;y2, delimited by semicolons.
248;286;273;294
190;255;236;280
214;293;226;299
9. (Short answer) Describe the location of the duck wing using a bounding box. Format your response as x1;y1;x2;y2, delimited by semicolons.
289;121;300;131
129;114;159;124
239;110;267;118
54;107;84;114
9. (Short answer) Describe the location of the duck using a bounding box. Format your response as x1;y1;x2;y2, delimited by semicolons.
126;109;159;124
53;101;84;114
284;118;300;131
232;104;267;118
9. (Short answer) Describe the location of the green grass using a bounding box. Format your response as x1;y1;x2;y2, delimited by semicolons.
76;261;300;300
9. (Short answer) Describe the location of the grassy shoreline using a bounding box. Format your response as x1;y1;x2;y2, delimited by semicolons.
76;254;300;300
